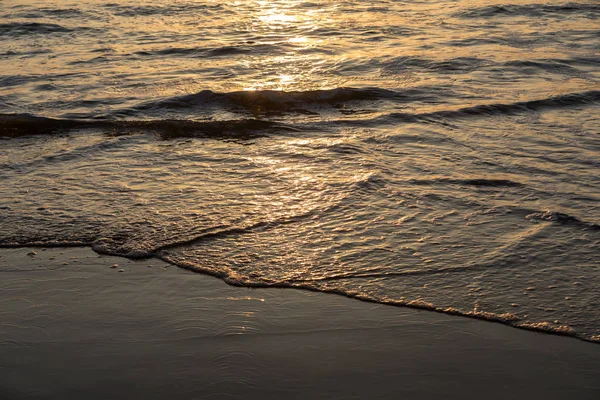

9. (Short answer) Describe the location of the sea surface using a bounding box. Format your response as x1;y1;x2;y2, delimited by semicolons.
1;0;599;341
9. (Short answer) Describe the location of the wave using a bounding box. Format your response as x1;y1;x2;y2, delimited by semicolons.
3;205;595;255
0;22;99;37
501;59;598;79
7;7;86;19
133;43;285;59
457;3;600;19
2;238;591;341
0;49;53;58
0;114;296;140
1;200;598;342
153;252;590;342
132;87;408;112
92;213;321;260
405;178;525;188
102;3;224;17
446;30;599;49
113;86;433;117
524;210;600;230
0;22;73;35
461;206;600;231
380;56;491;74
380;90;600;123
0;73;86;88
2;90;598;138
317;90;600;127
504;59;596;71
129;87;598;121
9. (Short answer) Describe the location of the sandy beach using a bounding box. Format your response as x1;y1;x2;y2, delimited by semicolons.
1;247;599;399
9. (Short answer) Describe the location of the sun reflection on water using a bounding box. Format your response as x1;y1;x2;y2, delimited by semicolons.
239;0;328;91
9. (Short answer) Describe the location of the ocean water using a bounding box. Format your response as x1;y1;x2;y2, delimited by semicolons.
1;0;599;341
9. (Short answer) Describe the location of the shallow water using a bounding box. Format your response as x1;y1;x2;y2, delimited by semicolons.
1;0;599;341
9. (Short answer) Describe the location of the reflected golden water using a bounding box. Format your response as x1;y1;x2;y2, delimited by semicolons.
1;0;597;111
239;0;330;91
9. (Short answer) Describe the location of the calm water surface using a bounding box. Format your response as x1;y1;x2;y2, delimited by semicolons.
1;0;599;341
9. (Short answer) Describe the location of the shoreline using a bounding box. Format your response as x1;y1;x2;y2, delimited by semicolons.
1;247;600;399
2;244;598;344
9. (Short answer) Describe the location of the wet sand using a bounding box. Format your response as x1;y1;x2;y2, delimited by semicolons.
1;247;599;400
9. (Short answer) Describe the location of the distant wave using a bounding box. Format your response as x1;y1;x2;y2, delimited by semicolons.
6;7;86;19
0;73;85;88
504;58;600;69
0;22;73;35
502;59;598;79
405;178;525;188
380;55;600;76
447;31;600;50
0;49;53;58
457;3;600;19
133;43;286;58
380;56;491;74
102;3;224;17
0;22;99;37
